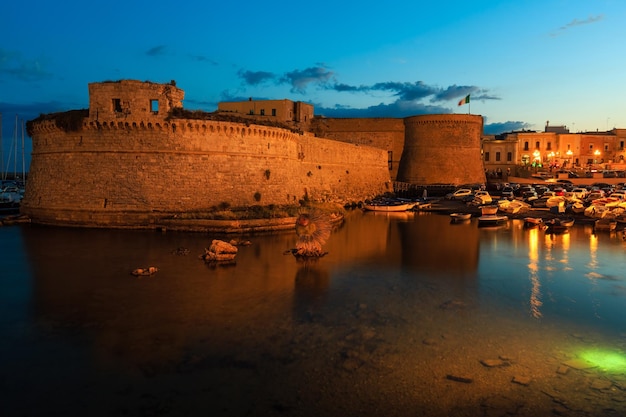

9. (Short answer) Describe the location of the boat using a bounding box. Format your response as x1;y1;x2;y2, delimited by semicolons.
480;205;499;216
523;217;544;227
594;218;617;232
498;199;525;214
0;188;22;215
363;201;413;212
584;205;609;218
477;214;508;227
570;201;586;214
544;217;575;234
615;213;626;225
557;217;575;227
450;212;471;222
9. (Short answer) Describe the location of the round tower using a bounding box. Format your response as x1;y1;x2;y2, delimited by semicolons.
397;114;485;185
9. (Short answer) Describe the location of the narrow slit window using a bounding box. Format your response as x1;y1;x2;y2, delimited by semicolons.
150;100;159;113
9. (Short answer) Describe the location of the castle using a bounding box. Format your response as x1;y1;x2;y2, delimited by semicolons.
22;80;485;228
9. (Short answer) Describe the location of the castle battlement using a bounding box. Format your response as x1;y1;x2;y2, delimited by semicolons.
22;80;392;228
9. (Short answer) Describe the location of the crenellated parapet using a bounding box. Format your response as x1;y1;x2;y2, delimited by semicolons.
22;80;390;228
22;79;486;229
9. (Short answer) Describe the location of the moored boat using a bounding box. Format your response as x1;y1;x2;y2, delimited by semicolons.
477;214;508;227
450;212;471;223
498;199;526;214
523;217;544;227
363;201;413;212
555;217;575;227
594;218;617;232
544;217;574;234
480;205;499;216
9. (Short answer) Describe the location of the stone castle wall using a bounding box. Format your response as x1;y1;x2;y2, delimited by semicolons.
23;118;390;227
398;114;485;185
22;80;485;228
310;118;406;180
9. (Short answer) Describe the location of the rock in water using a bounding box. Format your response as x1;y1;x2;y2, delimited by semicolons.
294;210;331;257
203;239;238;262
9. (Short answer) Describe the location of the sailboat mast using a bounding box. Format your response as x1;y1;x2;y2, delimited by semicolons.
14;114;18;180
0;113;4;181
21;119;25;181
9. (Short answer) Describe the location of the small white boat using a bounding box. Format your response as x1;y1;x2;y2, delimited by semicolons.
450;212;471;222
477;214;508;227
363;202;413;212
498;199;525;214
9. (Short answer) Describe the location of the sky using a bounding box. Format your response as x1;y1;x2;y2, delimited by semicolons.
1;0;625;173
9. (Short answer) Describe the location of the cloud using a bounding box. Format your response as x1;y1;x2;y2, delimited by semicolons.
231;64;514;130
237;69;276;86
315;100;451;118
189;55;218;65
483;121;531;135
0;48;52;82
551;14;604;36
146;45;168;56
279;66;335;93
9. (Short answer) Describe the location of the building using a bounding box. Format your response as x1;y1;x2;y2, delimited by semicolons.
482;122;626;177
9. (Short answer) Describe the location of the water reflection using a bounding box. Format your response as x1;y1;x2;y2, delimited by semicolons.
2;212;626;416
527;226;542;318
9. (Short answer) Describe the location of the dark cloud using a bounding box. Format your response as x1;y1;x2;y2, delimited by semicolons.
279;66;335;93
483;121;531;135
230;64;516;132
433;85;474;101
0;48;52;82
237;70;276;86
146;45;168;56
372;81;438;101
315;100;450;118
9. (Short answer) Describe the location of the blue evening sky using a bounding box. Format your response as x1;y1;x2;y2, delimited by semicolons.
1;0;624;172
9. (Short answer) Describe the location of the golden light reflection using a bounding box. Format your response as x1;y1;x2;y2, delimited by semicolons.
560;232;570;267
588;233;599;270
527;227;542;318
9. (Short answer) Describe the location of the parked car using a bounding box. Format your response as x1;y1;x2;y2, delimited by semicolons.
585;192;605;203
446;188;474;200
571;187;588;199
515;186;535;197
500;186;515;200
522;190;538;202
556;170;579;178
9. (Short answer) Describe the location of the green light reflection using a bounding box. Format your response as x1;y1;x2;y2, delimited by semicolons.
580;349;626;371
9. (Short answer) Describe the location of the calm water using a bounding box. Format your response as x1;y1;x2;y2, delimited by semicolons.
1;210;626;416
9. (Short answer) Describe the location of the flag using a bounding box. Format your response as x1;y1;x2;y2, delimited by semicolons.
458;94;470;106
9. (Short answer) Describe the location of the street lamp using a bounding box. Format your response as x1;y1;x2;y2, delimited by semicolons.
566;149;573;168
594;149;601;165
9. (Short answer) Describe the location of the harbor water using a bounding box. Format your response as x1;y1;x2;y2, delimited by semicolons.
1;210;626;416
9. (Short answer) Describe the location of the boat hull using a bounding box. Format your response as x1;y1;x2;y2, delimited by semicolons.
363;203;412;212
